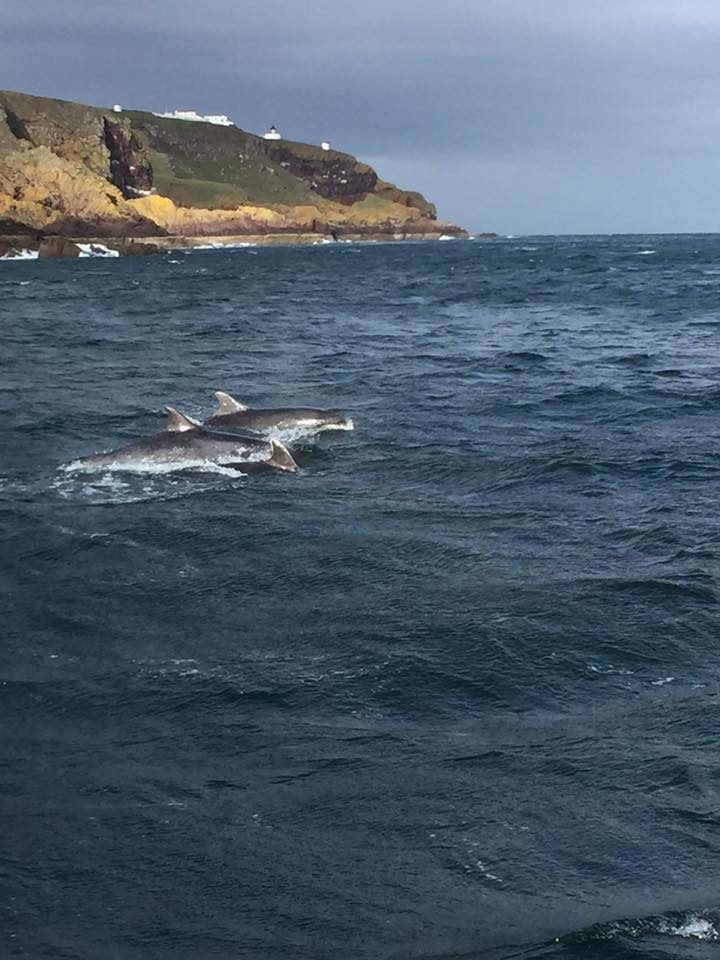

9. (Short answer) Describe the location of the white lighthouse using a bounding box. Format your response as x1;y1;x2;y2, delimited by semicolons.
263;125;282;140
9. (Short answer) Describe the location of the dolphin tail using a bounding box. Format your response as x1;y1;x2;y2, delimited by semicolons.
214;391;248;415
269;439;298;472
165;406;200;432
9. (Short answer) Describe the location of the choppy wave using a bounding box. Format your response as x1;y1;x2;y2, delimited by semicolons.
47;469;245;505
556;908;720;953
60;456;258;475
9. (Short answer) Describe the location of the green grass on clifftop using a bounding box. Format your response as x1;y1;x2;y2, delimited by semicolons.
125;111;318;207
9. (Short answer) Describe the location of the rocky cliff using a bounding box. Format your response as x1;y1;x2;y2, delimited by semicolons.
0;89;465;250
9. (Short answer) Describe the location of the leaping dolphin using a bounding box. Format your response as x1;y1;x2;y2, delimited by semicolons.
66;407;297;472
202;391;354;433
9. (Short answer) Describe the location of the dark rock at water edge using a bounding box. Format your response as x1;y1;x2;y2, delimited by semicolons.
38;237;82;258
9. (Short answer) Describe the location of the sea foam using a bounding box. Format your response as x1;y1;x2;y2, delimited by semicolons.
0;248;39;261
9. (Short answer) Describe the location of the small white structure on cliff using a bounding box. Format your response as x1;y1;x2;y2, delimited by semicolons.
203;114;234;126
154;109;234;126
113;105;123;113
321;141;331;151
263;125;282;140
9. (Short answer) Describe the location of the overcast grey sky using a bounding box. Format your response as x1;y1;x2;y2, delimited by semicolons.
3;0;719;234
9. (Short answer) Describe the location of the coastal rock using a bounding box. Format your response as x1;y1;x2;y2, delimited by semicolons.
0;216;40;236
265;143;377;203
103;118;154;197
127;194;462;239
0;144;165;237
37;237;81;258
374;179;437;219
0;91;110;179
112;239;161;256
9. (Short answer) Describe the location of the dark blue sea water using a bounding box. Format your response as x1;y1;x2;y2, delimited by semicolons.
3;235;720;959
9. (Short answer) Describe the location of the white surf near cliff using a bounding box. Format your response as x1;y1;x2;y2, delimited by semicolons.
0;249;39;261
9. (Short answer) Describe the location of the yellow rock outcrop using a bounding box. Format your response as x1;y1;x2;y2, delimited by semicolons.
0;144;161;235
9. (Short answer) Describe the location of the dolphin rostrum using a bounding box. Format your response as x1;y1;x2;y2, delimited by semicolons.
66;406;294;472
202;391;354;433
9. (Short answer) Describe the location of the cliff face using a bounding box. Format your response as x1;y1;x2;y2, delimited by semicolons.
265;142;378;203
103;118;154;197
0;142;164;237
0;89;465;243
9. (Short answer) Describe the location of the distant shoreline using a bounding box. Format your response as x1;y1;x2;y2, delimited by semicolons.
0;229;491;261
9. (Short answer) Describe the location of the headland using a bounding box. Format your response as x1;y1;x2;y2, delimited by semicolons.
0;90;468;258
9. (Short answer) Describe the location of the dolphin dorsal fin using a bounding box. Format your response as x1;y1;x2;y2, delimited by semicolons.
214;391;248;415
164;405;198;432
270;439;298;472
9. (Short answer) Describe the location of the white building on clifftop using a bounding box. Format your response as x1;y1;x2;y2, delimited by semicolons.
153;109;234;127
263;125;282;140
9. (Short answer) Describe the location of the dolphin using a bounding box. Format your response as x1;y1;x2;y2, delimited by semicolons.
202;391;354;433
66;406;296;472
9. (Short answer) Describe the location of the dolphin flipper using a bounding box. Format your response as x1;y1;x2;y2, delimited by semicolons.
214;391;248;415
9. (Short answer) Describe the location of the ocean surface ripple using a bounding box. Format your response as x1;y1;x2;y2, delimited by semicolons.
2;235;720;958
